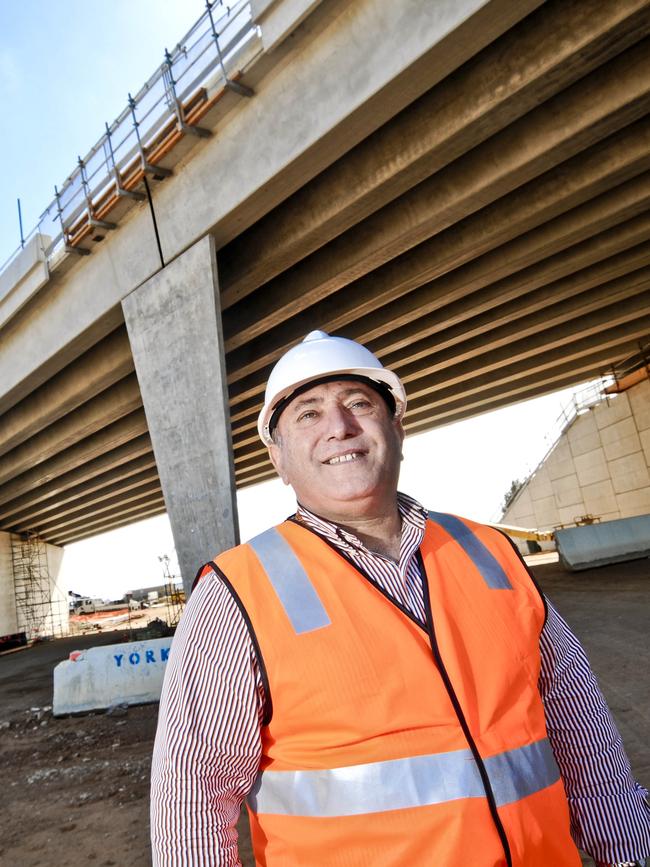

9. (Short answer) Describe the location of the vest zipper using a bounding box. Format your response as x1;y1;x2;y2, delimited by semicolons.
290;517;514;861
417;550;513;867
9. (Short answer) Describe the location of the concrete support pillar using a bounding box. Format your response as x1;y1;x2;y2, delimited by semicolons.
122;235;239;596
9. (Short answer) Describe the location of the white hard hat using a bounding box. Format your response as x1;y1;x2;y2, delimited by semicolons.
257;330;406;445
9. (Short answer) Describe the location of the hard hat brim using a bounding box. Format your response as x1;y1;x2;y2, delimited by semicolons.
258;367;406;446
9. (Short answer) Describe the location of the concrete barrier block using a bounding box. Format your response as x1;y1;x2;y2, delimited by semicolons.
556;514;650;571
53;637;173;716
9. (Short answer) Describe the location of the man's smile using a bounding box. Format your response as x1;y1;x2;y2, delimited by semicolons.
323;451;366;465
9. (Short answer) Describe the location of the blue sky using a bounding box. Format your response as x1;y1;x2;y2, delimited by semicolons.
1;2;582;598
0;0;206;266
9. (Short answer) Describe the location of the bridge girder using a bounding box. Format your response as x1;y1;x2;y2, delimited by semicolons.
1;0;650;544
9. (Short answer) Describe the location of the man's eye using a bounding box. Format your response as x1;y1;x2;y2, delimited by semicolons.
297;410;318;422
350;399;371;410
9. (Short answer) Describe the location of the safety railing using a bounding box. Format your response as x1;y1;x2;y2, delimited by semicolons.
1;0;257;279
545;377;615;445
496;376;615;520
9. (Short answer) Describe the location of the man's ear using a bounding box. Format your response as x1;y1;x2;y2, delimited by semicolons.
268;442;290;485
395;418;405;459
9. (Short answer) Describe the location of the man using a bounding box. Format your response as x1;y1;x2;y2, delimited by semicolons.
151;330;649;866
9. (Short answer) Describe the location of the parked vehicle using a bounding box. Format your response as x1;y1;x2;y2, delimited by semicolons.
73;597;100;614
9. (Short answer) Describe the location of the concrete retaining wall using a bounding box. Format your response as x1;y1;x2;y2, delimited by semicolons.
53;636;173;715
504;378;650;533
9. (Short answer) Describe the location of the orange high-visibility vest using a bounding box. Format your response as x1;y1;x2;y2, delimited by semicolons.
207;513;581;867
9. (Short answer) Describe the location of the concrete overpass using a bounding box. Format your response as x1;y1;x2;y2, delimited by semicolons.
1;0;650;608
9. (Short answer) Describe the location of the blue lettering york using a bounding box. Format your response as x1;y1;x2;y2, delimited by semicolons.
161;647;169;662
114;654;124;668
145;650;155;663
129;652;140;665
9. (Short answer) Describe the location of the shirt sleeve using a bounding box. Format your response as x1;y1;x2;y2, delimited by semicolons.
150;570;265;866
539;599;650;864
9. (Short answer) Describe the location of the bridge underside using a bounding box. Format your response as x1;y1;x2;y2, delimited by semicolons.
1;0;650;546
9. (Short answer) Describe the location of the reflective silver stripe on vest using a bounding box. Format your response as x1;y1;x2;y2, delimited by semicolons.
247;527;331;634
247;738;559;817
428;511;512;590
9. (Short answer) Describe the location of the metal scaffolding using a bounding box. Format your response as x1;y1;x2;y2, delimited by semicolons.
158;554;184;628
10;533;66;640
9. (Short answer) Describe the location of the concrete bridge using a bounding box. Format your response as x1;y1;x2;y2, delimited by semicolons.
1;0;649;618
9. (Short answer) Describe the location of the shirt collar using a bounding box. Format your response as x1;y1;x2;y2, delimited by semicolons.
295;492;427;555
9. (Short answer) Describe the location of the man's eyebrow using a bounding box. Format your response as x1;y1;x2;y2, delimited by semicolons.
339;387;373;397
291;387;374;411
290;395;322;410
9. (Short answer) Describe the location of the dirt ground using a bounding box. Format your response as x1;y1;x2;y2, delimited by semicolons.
67;601;182;636
0;557;647;866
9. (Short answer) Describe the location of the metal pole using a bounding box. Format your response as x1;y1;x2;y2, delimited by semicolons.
127;94;167;267
54;185;65;237
17;198;25;248
164;48;210;138
128;93;144;151
105;122;145;201
54;184;89;256
206;0;253;97
128;93;172;179
143;174;166;270
164;47;183;128
640;340;650;381
78;155;116;232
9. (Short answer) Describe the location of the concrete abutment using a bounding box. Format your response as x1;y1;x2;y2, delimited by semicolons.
0;530;68;640
0;531;18;637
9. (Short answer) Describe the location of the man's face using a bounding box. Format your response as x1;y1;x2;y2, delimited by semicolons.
268;380;404;521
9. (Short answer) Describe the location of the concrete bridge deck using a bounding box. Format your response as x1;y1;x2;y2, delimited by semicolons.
0;0;649;593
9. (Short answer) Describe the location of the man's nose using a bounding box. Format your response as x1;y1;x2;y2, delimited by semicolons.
324;404;359;439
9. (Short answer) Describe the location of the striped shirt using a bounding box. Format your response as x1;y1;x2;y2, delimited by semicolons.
151;494;650;865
